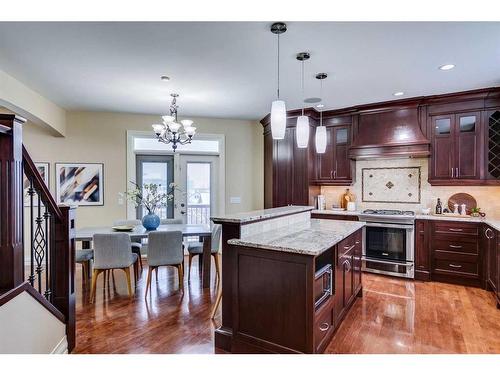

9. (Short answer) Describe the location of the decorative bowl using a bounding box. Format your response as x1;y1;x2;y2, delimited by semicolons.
112;225;135;232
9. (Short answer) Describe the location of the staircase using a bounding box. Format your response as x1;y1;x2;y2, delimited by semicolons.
0;114;76;353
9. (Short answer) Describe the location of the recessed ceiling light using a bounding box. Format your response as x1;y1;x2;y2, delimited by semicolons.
316;103;325;108
160;75;170;81
393;91;404;96
439;64;455;71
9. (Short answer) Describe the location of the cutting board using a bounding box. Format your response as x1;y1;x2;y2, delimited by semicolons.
447;193;477;215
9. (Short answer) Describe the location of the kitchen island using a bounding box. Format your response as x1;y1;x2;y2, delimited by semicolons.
211;206;365;353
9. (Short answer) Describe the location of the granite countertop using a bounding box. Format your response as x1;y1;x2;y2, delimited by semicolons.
228;219;365;256
312;209;500;231
211;205;314;224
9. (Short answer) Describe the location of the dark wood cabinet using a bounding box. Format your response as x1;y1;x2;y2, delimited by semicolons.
415;219;430;281
334;235;360;325
429;221;482;287
430;112;481;184
313;125;352;185
264;123;319;208
484;225;497;290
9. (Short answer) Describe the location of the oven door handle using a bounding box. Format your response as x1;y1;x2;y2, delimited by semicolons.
364;222;414;230
362;256;414;268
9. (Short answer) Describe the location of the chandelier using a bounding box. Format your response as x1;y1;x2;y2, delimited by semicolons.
152;93;196;151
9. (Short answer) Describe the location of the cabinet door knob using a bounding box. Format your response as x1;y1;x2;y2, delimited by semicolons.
319;322;329;332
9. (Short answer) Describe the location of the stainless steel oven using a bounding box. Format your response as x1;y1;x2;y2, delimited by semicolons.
361;221;415;278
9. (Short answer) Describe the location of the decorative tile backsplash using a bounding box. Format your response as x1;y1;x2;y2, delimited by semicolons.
361;166;421;203
320;158;500;219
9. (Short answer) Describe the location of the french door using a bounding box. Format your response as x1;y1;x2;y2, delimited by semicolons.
177;155;220;224
136;154;174;219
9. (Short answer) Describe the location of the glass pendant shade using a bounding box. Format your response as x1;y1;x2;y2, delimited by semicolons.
271;100;286;139
184;126;196;136
168;122;181;133
315;126;327;153
152;124;164;135
296;115;309;148
162;115;175;123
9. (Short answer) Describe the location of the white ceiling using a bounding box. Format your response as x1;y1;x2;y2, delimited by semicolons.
0;22;499;120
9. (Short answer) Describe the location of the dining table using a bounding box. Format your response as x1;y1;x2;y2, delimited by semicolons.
75;223;213;288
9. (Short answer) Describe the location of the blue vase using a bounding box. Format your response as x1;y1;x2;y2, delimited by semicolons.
142;213;160;231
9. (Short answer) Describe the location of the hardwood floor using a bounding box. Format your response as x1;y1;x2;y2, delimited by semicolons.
326;273;500;354
73;260;500;354
74;257;221;354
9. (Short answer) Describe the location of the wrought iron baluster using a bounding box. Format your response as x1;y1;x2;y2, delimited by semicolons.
44;206;51;301
34;193;47;294
28;177;35;286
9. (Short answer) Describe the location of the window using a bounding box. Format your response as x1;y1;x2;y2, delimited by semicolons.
135;155;174;219
134;137;219;153
186;162;211;224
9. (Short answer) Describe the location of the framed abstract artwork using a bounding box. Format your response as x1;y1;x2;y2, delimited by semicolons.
24;162;50;206
55;163;104;206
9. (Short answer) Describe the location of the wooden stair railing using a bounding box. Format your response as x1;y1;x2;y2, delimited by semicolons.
0;114;76;352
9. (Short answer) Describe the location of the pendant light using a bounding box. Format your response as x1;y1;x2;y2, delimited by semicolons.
296;52;310;148
270;22;287;140
315;73;328;153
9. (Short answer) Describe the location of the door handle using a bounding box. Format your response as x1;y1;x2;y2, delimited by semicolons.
456;167;459;178
451;168;454;178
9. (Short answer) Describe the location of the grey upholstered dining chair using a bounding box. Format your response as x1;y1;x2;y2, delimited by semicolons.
145;231;184;296
76;249;94;284
90;233;139;303
113;219;143;270
187;224;222;283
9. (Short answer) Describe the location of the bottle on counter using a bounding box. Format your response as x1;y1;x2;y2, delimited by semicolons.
435;198;443;215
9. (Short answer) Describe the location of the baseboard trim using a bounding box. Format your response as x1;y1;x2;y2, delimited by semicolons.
51;336;68;354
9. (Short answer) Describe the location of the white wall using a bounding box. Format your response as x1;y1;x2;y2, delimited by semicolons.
0;292;67;354
23;111;264;228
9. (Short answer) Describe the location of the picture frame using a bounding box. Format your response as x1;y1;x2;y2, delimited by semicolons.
55;163;104;206
24;162;50;206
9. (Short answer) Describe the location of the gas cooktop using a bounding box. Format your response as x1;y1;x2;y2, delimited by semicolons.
362;209;415;216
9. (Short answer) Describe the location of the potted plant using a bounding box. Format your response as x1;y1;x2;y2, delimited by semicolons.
126;182;177;230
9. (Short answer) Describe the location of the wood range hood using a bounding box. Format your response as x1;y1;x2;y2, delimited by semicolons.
348;102;430;159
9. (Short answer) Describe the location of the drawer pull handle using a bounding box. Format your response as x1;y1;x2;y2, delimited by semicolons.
449;245;462;249
449;263;462;268
319;322;329;332
448;228;463;232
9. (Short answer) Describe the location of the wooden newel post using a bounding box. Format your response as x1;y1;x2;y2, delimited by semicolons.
52;205;76;352
0;114;26;291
